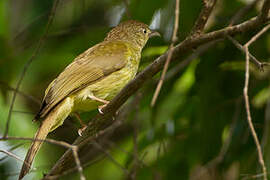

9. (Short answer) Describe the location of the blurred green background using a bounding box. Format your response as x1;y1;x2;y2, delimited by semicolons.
0;0;270;179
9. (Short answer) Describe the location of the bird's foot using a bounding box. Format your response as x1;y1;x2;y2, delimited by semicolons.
98;103;109;114
78;125;87;136
74;112;88;136
87;94;110;114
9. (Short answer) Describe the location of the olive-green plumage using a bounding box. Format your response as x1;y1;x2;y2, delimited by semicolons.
19;20;160;179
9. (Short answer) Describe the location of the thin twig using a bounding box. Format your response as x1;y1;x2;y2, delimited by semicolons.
45;119;123;178
0;149;32;168
3;0;60;138
226;35;268;71
0;137;71;151
0;81;40;105
246;23;270;47
259;0;270;20
71;146;86;180
0;143;26;162
229;0;260;26
0;136;85;180
3;167;42;177
151;0;180;107
190;0;217;37
43;156;105;180
163;39;220;81
243;45;267;180
241;22;270;179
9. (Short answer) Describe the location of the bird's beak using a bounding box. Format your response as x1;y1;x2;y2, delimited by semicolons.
149;30;161;38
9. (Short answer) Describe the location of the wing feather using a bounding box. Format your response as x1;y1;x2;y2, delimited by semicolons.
37;41;128;118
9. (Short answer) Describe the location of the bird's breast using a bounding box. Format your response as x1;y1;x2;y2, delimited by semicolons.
72;56;140;112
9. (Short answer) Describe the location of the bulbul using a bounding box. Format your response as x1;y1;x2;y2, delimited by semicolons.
19;20;160;179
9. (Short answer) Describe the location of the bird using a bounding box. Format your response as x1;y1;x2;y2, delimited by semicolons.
18;20;160;179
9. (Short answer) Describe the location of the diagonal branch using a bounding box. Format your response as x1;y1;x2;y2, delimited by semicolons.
246;23;270;46
151;0;180;106
163;40;220;81
45;14;270;177
0;81;40;105
190;0;217;37
0;143;25;162
226;35;268;70
229;0;260;26
0;136;85;180
46;120;123;177
259;0;270;21
0;149;31;167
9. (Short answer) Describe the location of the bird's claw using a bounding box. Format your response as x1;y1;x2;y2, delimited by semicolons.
98;104;107;114
78;125;87;136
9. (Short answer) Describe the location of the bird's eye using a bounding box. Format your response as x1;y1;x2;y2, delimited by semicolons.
143;29;147;34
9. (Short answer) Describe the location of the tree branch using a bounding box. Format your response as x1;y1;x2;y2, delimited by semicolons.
246;23;270;46
243;45;267;180
0;136;86;180
151;0;180;106
229;0;260;26
259;0;270;21
0;149;31;167
241;20;270;179
0;81;40;105
226;35;268;70
43;14;270;177
190;0;217;37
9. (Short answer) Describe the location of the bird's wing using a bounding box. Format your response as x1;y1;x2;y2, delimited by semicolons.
37;41;129;118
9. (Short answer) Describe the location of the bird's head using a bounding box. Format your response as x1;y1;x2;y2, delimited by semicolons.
105;20;160;50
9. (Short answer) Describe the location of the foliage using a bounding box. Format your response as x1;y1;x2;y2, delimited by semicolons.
0;0;270;180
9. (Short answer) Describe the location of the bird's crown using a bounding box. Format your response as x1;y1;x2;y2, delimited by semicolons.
105;20;159;49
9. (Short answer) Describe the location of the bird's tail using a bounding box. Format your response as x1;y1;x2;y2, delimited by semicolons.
18;109;57;180
19;97;74;179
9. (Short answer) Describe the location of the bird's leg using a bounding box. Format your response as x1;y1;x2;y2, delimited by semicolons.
74;112;87;136
87;95;110;114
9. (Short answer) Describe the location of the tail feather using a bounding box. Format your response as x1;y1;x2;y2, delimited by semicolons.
19;96;73;179
18;111;57;180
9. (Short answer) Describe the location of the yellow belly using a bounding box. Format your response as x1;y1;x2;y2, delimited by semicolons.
47;44;141;131
71;63;138;112
48;65;138;131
